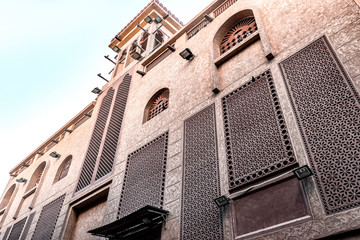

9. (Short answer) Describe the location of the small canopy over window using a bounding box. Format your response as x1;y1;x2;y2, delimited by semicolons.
54;155;72;183
220;17;257;55
144;88;169;122
0;184;16;211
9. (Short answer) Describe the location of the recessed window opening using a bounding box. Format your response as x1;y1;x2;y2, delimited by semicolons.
144;88;169;122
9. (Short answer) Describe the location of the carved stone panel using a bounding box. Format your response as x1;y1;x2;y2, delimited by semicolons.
222;70;297;190
181;104;223;240
117;132;168;219
280;36;360;214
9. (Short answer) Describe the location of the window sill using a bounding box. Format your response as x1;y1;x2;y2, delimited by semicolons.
23;186;37;199
214;31;260;67
0;207;6;215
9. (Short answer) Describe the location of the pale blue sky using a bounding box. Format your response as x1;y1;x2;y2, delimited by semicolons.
0;0;212;193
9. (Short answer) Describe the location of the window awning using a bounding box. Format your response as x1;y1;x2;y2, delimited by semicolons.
88;205;169;239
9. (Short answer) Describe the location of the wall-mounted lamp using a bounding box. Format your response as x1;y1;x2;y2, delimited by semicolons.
64;129;73;133
154;16;163;24
144;16;153;23
112;46;120;53
50;151;61;159
131;51;143;61
179;48;195;61
97;73;109;82
214;195;230;208
51;139;59;144
16;178;27;183
136;70;146;77
10;174;18;177
85;113;92;117
167;45;176;52
204;14;214;22
293;165;313;180
91;87;102;94
37;152;44;156
22;163;30;167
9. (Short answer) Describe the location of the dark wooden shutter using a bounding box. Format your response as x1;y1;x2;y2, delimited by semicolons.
7;217;27;240
19;212;35;240
76;88;115;192
2;226;11;240
95;75;132;180
181;104;223;240
31;194;65;240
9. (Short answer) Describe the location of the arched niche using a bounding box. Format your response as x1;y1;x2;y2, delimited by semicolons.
26;161;46;193
54;155;72;184
143;88;170;123
0;184;16;211
213;8;273;66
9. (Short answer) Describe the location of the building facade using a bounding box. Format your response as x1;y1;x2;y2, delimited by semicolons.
0;0;360;239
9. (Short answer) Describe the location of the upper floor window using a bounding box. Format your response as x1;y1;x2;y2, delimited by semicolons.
220;17;257;55
140;32;149;53
0;184;16;211
26;162;46;192
54;155;72;183
144;88;169;122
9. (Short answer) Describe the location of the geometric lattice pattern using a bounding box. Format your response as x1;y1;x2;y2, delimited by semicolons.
76;88;115;192
147;89;169;121
220;17;257;55
31;194;65;240
222;70;297;190
117;132;168;219
19;212;35;240
2;226;11;240
8;216;27;240
181;104;223;240
95;74;132;181
280;36;360;214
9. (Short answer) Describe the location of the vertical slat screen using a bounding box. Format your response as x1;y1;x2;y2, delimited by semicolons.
31;194;65;240
2;227;11;240
181;104;223;240
7;217;27;240
95;75;132;180
76;88;115;192
19;212;35;240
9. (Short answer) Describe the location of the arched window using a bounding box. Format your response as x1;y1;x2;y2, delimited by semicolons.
26;162;46;192
220;17;257;55
54;156;72;183
144;88;169;122
0;184;16;211
153;30;165;50
140;32;149;53
126;41;138;66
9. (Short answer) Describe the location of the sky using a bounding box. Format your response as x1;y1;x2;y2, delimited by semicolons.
0;0;212;194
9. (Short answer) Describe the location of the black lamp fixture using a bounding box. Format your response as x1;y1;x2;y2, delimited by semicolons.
214;195;230;208
204;14;214;22
16;178;27;183
112;46;120;53
64;129;73;133
293;165;313;180
10;174;18;177
37;152;44;156
91;87;102;95
22;163;30;167
154;16;163;24
131;51;143;61
136;70;146;77
179;48;195;61
50;151;61;159
144;15;153;23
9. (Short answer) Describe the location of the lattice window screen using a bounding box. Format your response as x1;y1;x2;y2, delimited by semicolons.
31;194;65;240
19;212;35;240
2;226;11;240
181;104;223;240
7;217;27;240
76;88;115;192
222;70;297;190
118;132;168;219
280;36;360;214
95;75;132;180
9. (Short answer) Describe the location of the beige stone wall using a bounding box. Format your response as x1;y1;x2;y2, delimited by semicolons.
0;0;359;239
